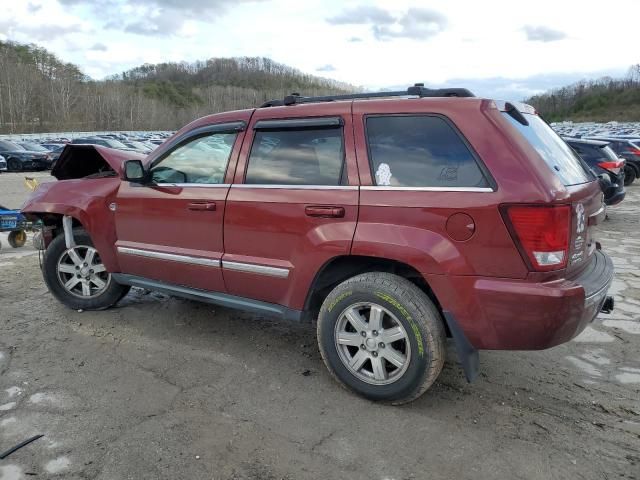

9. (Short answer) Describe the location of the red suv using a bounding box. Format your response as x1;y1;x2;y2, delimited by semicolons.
23;86;615;404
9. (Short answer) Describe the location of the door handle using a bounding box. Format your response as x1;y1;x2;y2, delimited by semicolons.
305;206;345;218
188;202;216;211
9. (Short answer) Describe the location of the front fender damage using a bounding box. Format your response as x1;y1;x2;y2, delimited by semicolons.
21;145;138;272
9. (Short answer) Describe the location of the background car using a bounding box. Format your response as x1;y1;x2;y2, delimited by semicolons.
585;137;640;185
70;137;139;153
0;154;7;171
0;140;51;171
564;137;626;206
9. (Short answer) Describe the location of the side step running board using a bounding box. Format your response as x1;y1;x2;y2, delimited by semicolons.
112;273;303;322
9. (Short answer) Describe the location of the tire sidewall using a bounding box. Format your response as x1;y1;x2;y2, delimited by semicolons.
318;285;434;402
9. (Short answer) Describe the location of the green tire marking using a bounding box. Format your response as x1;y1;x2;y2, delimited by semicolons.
327;291;353;312
374;292;424;357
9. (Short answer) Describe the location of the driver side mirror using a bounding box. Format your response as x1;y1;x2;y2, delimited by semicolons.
123;159;147;183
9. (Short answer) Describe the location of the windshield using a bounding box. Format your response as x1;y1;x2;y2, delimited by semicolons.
0;140;25;151
19;142;48;152
503;113;591;186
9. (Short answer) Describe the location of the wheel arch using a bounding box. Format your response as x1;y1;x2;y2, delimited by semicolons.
304;255;444;322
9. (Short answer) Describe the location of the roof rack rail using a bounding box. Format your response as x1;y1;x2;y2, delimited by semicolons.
259;83;475;108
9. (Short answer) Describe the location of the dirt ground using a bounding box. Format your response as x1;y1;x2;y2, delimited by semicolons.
0;172;638;480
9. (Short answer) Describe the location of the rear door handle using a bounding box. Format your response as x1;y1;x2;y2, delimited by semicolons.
188;202;217;211
305;206;345;218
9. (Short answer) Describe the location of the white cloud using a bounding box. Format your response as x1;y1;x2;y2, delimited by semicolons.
0;0;638;101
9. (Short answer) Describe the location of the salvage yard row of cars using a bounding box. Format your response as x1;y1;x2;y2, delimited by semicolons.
20;87;617;404
0;132;172;172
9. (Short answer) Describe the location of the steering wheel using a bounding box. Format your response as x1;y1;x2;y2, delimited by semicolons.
151;166;187;184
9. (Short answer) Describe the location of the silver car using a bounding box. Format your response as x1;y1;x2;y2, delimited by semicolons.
0;154;7;171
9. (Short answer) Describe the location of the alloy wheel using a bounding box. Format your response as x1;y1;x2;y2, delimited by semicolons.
334;302;411;385
56;246;110;298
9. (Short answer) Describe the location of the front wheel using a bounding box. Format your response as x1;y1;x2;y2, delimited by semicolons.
42;228;130;310
317;272;445;405
7;158;22;172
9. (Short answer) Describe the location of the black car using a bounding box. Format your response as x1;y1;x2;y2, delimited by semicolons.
585;137;640;186
0;140;52;171
564;137;625;206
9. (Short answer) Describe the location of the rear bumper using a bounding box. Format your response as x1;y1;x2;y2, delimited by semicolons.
425;250;614;350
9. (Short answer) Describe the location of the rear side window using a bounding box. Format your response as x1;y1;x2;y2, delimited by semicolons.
365;116;489;188
245;127;344;185
504;114;591;186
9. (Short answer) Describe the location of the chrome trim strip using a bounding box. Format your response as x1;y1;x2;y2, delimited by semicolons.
222;260;290;278
117;247;220;267
360;186;494;192
232;184;358;190
155;183;230;188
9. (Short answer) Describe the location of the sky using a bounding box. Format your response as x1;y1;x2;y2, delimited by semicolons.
0;0;638;100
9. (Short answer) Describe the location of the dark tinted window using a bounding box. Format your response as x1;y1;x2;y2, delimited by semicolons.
246;127;344;185
365;116;489;188
503;114;590;186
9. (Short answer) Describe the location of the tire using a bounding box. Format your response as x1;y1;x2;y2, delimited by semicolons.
42;228;130;310
317;272;445;405
7;158;22;172
7;230;27;248
624;165;636;186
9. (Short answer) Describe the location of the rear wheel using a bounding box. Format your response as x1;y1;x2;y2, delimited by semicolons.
7;230;27;248
317;272;445;404
624;165;636;186
7;158;22;172
42;229;130;310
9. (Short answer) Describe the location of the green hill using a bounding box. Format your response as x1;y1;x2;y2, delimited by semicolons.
526;66;640;122
0;40;356;133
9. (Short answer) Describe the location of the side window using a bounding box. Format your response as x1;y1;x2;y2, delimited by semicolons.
245;127;344;185
151;132;237;184
366;115;489;188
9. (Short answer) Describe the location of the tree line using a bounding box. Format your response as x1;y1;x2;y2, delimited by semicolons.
0;40;355;134
526;65;640;122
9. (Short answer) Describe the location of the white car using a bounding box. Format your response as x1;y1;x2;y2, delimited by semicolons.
0;154;7;171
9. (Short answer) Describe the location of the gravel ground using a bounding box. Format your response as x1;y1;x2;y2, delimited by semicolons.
0;172;638;480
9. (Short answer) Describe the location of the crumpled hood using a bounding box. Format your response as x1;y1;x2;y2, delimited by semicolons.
51;144;145;180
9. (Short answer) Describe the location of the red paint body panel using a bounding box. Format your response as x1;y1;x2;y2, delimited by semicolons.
21;97;613;352
223;187;358;308
114;183;228;292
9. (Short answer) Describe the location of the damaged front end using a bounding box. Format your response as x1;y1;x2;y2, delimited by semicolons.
21;145;144;271
51;144;143;180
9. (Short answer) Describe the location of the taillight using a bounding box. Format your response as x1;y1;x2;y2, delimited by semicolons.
503;205;570;271
597;160;624;174
623;148;640;156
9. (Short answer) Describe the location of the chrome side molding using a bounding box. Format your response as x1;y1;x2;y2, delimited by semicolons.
222;260;289;278
117;247;220;267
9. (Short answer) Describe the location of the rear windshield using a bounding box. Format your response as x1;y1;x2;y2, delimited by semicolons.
601;145;619;161
503;113;591;186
